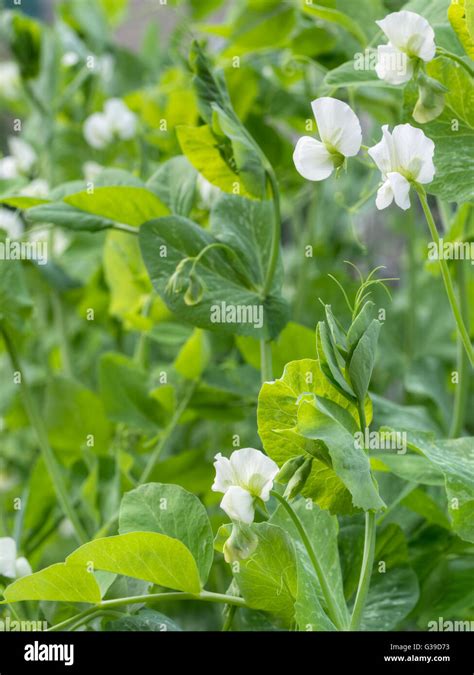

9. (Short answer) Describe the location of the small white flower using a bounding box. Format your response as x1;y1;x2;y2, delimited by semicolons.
293;97;362;181
103;98;137;140
0;137;37;179
0;208;23;239
0;537;32;579
212;448;279;524
375;11;436;85
0;156;19;180
83;112;113;149
368;123;435;210
0;61;20;100
83;99;137;148
83;161;104;181
61;51;80;67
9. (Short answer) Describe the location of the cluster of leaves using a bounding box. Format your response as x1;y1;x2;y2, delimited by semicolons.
0;0;473;632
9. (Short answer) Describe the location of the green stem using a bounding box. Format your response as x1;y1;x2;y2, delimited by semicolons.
0;325;87;543
260;339;273;383
262;169;281;297
436;48;474;78
271;490;346;630
47;591;247;632
349;510;376;630
51;292;72;376
112;223;139;235
450;262;470;437
416;186;474;367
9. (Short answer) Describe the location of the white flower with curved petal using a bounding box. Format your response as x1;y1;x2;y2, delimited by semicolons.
0;208;23;239
375;11;436;85
368;123;435;210
212;448;279;524
83;112;113;149
9;137;37;174
0;537;31;579
104;98;137;140
293;97;362;182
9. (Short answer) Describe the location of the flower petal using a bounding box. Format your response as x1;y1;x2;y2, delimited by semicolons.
8;137;36;173
392;123;435;183
104;98;137;140
212;453;235;494
368;125;398;177
15;556;32;578
311;97;362;156
0;537;17;578
220;486;255;524
376;11;436;61
293;136;334;181
229;447;279;500
387;171;411;210
375;179;394;210
375;45;413;85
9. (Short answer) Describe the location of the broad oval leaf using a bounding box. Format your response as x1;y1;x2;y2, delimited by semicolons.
3;563;102;604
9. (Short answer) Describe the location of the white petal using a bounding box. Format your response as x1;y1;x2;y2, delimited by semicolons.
212;453;235;494
0;537;17;578
21;179;49;198
229;447;279;500
15;556;32;578
0;208;23;239
375;179;394;210
83;113;112;149
368;125;397;177
311;97;362;156
375;45;413;85
376;11;436;61
392;123;435;183
8;137;36;173
220;486;255;524
293;136;334;181
387;172;411;210
0;156;19;179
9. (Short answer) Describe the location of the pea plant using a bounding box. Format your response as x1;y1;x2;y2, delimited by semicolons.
0;0;473;635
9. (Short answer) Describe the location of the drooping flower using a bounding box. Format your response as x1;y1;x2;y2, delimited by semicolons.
0;537;32;579
83;98;137;149
375;11;436;85
368;123;435;210
0;136;37;179
212;448;279;524
293;97;362;181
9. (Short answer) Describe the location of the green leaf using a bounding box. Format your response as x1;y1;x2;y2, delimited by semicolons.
0;196;49;209
0;259;32;334
224;3;296;53
347;301;375;349
297;400;385;512
64;187;169;227
139;216;288;339
316;321;355;398
109;609;181;631
27;201;117;232
348;319;381;402
408;434;474;542
257;359;372;514
45;376;111;459
271;499;348;631
371;452;445;486
99;352;163;433
176;125;254;199
3;563;101;604
119;483;214;585
233;523;297;626
323;59;396;90
174;328;211;380
67;532;201;593
448;0;474;57
302;3;367;47
147;156;197;217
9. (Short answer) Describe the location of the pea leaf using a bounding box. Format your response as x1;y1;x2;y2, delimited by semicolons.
27;201;117;232
348;319;381;402
108;609;182;631
257;359;372;514
147;156;197;217
448;0;474;57
67;532;201;593
3;563;101;604
173;328;211;380
139;216;288;339
119;483;214;585
0;259;32;334
233;523;297;626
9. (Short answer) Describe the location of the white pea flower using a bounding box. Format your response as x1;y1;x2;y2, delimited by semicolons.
83;112;113;149
83;161;104;181
375;11;436;85
212;448;279;524
0;137;37;179
83;98;137;149
0;537;32;579
61;51;80;68
0;208;23;239
293;97;362;181
368;123;435;210
0;61;20;100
